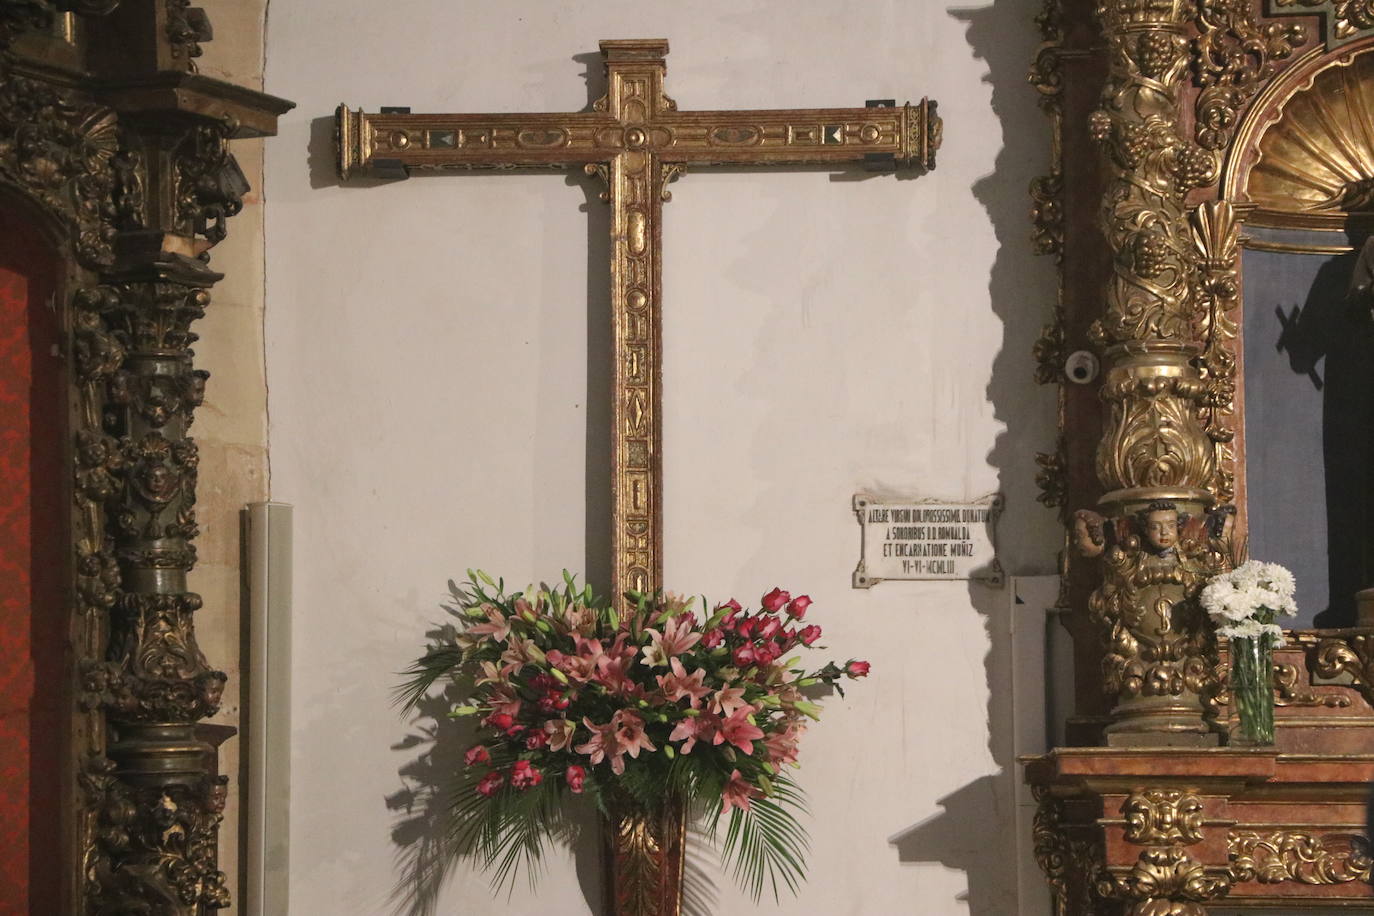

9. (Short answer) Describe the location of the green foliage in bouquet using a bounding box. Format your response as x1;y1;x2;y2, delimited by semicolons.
398;571;869;901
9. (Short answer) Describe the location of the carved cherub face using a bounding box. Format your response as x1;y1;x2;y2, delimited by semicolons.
1143;509;1179;553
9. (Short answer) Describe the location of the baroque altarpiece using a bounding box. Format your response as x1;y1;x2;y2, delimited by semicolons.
1027;0;1374;911
0;2;288;913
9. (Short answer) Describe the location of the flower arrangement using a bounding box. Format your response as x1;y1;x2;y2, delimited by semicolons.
1199;560;1297;745
398;571;869;900
1199;560;1297;646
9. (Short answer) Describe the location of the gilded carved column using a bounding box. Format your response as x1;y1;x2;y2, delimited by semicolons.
1075;0;1234;744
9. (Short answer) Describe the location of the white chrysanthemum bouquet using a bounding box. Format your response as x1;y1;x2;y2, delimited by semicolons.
1200;560;1297;646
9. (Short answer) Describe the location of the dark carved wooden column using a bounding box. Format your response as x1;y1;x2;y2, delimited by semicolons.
0;2;290;912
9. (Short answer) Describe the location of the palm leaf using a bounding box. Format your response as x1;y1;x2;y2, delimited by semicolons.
394;644;466;713
716;774;811;902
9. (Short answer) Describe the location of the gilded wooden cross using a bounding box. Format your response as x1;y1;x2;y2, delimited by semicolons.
337;39;940;606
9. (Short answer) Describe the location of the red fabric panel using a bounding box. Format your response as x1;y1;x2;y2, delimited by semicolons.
0;210;63;916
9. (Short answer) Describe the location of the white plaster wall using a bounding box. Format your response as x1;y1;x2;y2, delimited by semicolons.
264;2;1057;913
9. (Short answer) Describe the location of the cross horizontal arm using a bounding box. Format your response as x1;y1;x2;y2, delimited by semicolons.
654;102;939;167
337;107;617;176
336;99;940;178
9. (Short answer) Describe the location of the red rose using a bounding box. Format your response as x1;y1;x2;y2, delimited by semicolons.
476;771;504;797
565;764;586;794
754;642;779;665
846;660;871;678
464;745;491;767
511;760;543;791
761;588;790;613
485;712;514;731
717;599;743;614
785;595;812;619
732;645;757;668
701;628;725;648
799;625;823;646
736;617;757;638
525;730;548;750
758;617;782;640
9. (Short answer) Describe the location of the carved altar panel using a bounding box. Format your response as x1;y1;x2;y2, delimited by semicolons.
1026;1;1374;912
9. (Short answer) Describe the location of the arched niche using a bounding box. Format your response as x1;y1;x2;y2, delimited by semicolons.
1223;37;1374;626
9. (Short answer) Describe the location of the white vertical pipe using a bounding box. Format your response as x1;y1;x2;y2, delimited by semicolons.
244;501;293;916
1011;575;1059;916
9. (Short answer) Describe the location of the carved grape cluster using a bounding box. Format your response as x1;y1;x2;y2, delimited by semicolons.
1171;145;1218;191
1135;31;1182;79
1132;231;1172;279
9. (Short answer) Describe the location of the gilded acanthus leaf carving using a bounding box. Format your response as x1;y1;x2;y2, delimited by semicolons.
1230;831;1373;885
1035;444;1067;511
1313;634;1374;703
1273;661;1351;707
1123;789;1205;846
1095;372;1217;494
1192;1;1305;152
1273;0;1374;41
1189;201;1238;503
1099;845;1232;915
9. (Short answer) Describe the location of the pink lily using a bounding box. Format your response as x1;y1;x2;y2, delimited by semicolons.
467;603;511;642
612;709;657;760
667;712;718;754
710;685;749;717
641;614;703;668
656;658;711;707
713;705;764;755
574;717;627;774
721;769;760;813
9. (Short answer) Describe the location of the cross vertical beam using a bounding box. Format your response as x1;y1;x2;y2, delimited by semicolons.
336;39;941;606
603;41;669;598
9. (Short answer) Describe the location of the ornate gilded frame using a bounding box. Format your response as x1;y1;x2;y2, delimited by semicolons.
0;4;289;912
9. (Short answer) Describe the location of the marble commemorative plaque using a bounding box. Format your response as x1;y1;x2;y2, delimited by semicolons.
852;493;1004;588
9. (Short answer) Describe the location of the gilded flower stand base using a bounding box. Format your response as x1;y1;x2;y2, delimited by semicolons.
605;798;686;916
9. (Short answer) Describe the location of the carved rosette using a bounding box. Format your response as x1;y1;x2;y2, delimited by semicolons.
1029;0;1067;400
